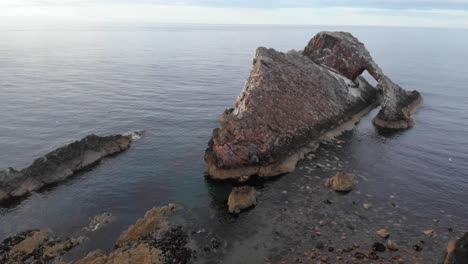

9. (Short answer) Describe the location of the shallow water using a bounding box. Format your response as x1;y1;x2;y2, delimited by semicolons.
0;25;467;262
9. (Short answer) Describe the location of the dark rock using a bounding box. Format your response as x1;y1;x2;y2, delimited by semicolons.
0;133;139;203
413;244;423;252
205;46;378;180
444;233;468;264
372;242;386;252
303;31;422;130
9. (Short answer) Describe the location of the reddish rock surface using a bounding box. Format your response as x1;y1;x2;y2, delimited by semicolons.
303;31;422;129
205;47;377;180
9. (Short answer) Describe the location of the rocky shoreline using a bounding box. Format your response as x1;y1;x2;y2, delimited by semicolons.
0;132;142;204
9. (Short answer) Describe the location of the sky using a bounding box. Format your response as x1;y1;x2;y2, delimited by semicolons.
1;0;468;28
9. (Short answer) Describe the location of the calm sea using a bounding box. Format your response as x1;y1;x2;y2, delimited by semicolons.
0;25;467;261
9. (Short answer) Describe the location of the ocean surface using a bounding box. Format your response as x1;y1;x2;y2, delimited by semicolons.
0;25;467;262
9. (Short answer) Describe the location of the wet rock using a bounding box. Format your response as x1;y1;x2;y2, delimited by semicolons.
0;229;85;264
413;244;423;252
205;43;378;180
423;229;435;237
85;212;114;232
323;172;354;192
444;233;468;264
377;229;390;239
372;242;386;252
116;204;177;247
74;204;192;264
227;186;257;214
0;133;137;203
303;31;422;130
387;240;398;251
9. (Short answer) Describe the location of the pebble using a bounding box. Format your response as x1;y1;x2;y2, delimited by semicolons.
363;203;372;210
423;229;434;236
372;242;386;252
387;239;399;251
377;229;390;238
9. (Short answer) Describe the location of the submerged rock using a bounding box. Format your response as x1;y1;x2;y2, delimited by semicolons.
303;31;422;129
323;172;355;192
205;45;378;180
0;133;136;204
74;204;192;264
444;233;468;264
85;212;114;232
0;229;85;263
227;186;257;214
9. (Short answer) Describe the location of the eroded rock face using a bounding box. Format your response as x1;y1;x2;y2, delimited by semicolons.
0;133;135;203
303;31;422;129
444;233;468;264
205;47;378;180
73;204;192;264
0;229;85;263
228;186;257;214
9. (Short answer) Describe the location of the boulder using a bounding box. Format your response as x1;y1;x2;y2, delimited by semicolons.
228;186;257;214
0;133;138;203
205;47;378;180
444;233;468;264
303;31;422;129
323;172;355;192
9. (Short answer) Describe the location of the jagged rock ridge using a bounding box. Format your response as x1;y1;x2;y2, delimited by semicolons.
0;133;140;203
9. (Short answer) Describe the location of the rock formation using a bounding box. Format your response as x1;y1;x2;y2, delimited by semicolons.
205;31;422;180
227;186;257;214
73;204;192;264
205;38;378;180
444;233;468;264
0;133;140;203
323;172;355;192
0;229;85;263
303;31;422;129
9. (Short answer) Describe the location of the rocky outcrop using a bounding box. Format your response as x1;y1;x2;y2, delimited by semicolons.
205;44;378;180
303;31;422;129
0;133;140;204
228;186;257;214
73;204;192;264
444;233;468;264
323;172;355;192
0;229;85;263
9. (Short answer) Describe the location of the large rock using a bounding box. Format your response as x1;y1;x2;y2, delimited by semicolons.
205;46;378;180
0;229;85;263
444;233;468;264
73;204;192;264
0;133;138;203
228;186;257;214
303;31;422;129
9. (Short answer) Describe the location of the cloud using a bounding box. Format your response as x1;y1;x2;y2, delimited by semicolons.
3;0;468;10
1;0;468;29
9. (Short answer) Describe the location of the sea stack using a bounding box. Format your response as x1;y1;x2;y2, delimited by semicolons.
303;31;422;129
0;133;139;203
205;31;422;181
